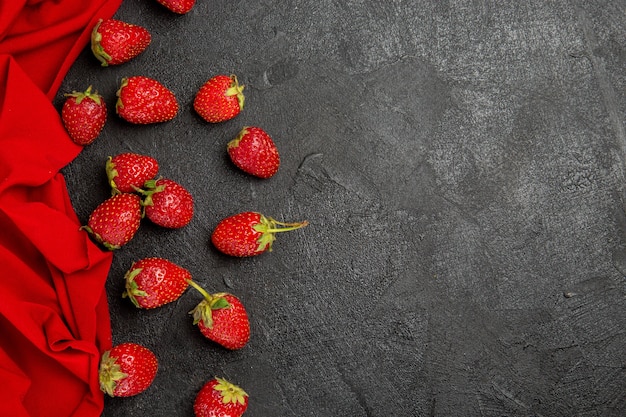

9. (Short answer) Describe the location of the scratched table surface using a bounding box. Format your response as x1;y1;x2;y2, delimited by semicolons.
57;0;626;416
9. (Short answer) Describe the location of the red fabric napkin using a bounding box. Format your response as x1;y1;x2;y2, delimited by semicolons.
0;1;122;416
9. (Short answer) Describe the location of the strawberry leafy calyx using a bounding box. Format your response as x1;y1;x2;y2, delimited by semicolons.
90;19;112;66
105;156;122;195
226;127;249;150
98;350;128;397
214;377;248;405
79;225;121;251
122;267;147;308
253;214;309;253
187;280;231;329
64;85;102;105
138;179;166;208
114;77;130;112
226;75;245;111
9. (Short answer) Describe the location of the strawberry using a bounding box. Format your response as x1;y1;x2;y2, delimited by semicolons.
99;342;158;397
194;377;248;417
193;74;245;123
91;19;151;66
116;76;179;124
123;257;191;309
82;193;142;250
228;126;280;178
61;85;107;146
211;212;308;257
188;281;250;350
106;152;159;195
142;178;194;228
156;0;196;14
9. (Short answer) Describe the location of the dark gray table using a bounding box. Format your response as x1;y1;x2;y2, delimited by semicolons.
57;1;626;416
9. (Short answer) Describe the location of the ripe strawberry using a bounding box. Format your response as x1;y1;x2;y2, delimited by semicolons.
188;281;250;350
211;211;308;257
123;257;191;309
91;19;151;66
61;85;107;145
99;342;158;397
156;0;196;14
82;193;142;250
193;74;245;123
228;126;280;178
142;178;194;228
106;152;159;194
194;377;248;417
116;76;179;124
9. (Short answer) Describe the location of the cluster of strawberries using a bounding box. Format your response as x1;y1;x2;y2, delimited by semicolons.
60;2;308;416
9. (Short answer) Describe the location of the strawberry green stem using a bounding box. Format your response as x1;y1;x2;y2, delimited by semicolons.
252;215;309;253
269;219;309;232
254;219;309;234
186;279;212;301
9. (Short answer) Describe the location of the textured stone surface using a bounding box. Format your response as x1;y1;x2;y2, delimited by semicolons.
58;0;625;416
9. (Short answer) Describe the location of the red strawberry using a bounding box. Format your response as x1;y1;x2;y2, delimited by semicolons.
156;0;196;14
228;126;280;178
193;74;245;123
211;211;308;257
116;76;179;124
123;257;191;309
82;193;142;250
188;281;250;350
99;342;158;397
106;152;159;194
61;85;107;145
142;178;194;228
194;377;248;417
91;19;151;66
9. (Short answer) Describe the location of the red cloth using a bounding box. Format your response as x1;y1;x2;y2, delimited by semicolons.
0;1;122;416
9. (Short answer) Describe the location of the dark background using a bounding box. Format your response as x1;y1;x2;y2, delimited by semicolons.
56;0;625;416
